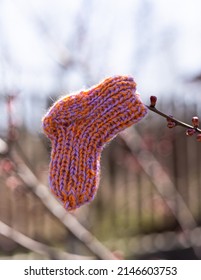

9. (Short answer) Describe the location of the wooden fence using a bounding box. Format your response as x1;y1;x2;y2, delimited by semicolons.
0;95;201;259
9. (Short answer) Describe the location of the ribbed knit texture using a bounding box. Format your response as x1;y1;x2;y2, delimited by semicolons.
42;75;147;211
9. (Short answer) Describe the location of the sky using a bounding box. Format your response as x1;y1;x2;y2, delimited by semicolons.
0;0;201;131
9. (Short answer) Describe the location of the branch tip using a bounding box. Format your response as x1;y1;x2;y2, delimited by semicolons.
146;95;201;140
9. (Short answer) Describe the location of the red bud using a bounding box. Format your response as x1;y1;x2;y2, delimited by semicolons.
186;128;196;136
192;116;199;128
167;121;176;128
196;134;201;142
150;96;157;107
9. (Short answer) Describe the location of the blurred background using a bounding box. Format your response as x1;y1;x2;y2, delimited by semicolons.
0;0;201;260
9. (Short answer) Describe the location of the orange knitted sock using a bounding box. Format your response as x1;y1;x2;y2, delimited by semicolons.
42;75;147;210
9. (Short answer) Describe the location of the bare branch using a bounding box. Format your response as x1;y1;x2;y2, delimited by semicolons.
146;104;201;133
0;220;92;260
145;96;201;143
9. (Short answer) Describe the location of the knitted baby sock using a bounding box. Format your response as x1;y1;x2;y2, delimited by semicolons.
42;75;147;211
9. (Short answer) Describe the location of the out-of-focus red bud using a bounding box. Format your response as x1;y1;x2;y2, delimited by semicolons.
150;96;157;107
167;121;176;128
192;116;199;128
196;134;201;142
186;128;196;136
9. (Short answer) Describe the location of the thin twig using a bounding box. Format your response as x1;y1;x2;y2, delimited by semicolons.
0;220;92;260
146;105;201;133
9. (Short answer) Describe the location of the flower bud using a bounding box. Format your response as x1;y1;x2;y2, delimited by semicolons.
192;116;199;128
167;121;176;128
186;128;196;136
196;134;201;142
150;96;157;107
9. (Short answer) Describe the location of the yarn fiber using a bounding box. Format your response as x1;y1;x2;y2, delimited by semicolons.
42;75;147;211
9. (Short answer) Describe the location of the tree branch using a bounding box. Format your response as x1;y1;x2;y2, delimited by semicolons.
146;105;201;133
0;220;93;260
146;96;201;139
